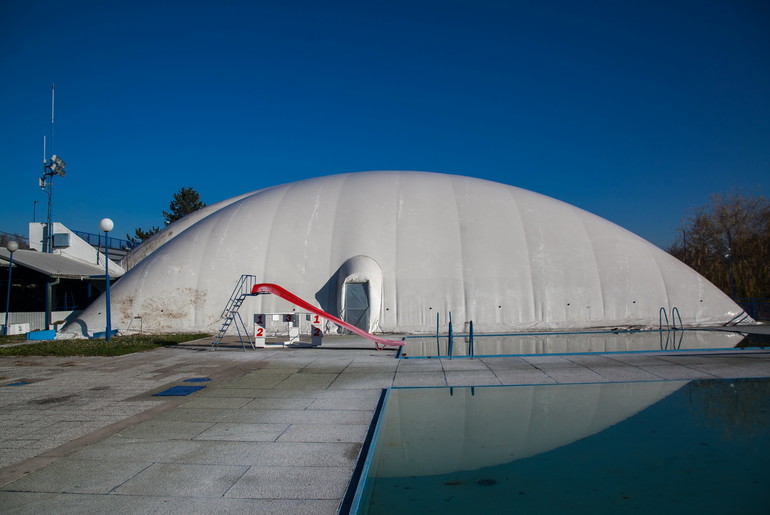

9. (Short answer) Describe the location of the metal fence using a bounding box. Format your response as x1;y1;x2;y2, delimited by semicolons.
72;230;134;251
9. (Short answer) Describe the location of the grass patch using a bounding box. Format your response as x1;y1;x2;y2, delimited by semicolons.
0;333;209;357
0;334;27;346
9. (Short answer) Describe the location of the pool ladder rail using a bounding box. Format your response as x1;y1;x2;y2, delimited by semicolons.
659;307;684;350
443;311;475;360
659;307;683;332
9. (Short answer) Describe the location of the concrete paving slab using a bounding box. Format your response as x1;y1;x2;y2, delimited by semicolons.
639;365;718;380
213;377;286;390
240;397;315;410
440;359;491;370
276;424;368;443
67;438;206;463
606;354;673;366
217;409;373;425
114;420;214;441
328;372;394;389
314;388;383;400
491;369;557;384
565;355;622;367
112;462;249;497
299;364;350;374
684;363;748;378
521;355;582;367
224;465;350;500
156;408;371;424
169;441;361;468
344;361;398;372
177;396;255;409
3;458;150;494
0;439;37;449
276;373;338;390
392;371;447;387
395;361;446;372
194;423;289;442
443;370;502;386
585;366;663;382
479;356;534;370
538;367;609;383
307;396;380;410
202;388;322;399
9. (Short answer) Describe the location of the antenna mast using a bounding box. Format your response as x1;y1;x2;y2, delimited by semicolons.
39;84;66;253
50;84;55;157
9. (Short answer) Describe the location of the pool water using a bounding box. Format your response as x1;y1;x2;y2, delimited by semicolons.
401;329;764;358
352;378;770;514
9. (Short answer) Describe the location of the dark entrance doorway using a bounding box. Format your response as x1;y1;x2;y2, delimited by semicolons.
343;282;370;331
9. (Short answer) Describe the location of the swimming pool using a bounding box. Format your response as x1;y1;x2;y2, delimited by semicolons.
350;378;770;514
399;329;766;358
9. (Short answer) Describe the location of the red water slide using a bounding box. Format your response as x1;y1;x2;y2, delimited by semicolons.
250;283;404;349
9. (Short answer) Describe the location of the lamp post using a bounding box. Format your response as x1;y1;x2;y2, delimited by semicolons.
3;241;19;336
99;218;114;341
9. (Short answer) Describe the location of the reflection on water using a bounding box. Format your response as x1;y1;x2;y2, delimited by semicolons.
402;329;751;358
354;379;770;514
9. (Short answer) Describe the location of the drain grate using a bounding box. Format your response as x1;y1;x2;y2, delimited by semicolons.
476;478;498;487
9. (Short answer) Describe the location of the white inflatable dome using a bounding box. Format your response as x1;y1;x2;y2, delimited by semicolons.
61;171;746;337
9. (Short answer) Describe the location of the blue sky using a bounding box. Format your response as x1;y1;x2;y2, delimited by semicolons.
1;0;768;248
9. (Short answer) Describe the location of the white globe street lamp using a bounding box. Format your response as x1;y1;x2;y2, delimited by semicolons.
4;241;19;336
99;218;114;341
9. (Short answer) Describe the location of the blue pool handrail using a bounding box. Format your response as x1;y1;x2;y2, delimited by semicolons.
659;307;670;331
671;307;683;330
469;320;475;359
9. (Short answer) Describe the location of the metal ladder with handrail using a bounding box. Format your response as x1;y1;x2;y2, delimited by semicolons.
211;274;259;351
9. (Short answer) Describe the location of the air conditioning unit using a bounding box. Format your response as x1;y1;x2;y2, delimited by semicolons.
52;233;71;248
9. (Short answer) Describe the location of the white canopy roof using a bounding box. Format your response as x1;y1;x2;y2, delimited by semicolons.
1;248;122;279
61;171;747;336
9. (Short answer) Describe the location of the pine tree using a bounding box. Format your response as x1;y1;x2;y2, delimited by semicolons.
162;187;206;226
126;187;206;245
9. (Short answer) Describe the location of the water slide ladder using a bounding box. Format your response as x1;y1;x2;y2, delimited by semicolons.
211;275;259;351
211;275;404;351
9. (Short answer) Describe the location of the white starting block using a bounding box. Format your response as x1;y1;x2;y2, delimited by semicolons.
253;314;267;348
310;314;323;346
284;313;300;344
